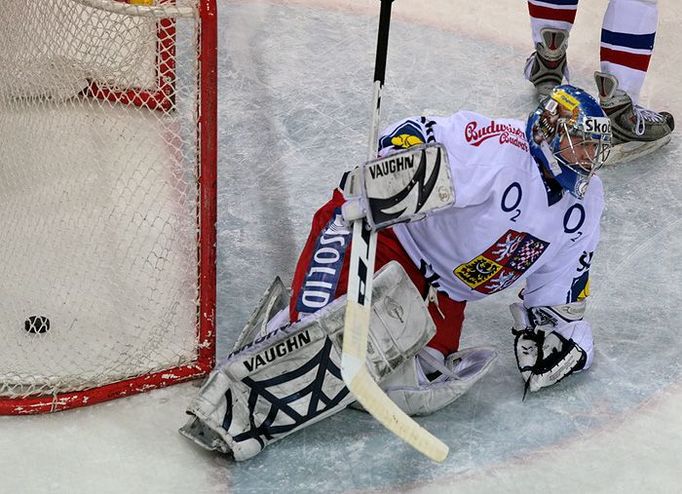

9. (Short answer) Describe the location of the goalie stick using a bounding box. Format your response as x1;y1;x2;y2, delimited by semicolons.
340;0;449;463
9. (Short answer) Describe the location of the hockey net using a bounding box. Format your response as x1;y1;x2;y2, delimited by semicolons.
0;0;217;414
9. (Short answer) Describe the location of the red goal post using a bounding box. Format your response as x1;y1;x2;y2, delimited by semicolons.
0;0;217;414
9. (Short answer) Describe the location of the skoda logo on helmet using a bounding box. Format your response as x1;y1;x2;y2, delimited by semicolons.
584;116;611;135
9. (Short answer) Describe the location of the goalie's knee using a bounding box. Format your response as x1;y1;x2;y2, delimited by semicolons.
180;261;436;460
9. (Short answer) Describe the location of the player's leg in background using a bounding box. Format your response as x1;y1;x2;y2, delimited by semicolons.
595;0;674;160
524;0;578;97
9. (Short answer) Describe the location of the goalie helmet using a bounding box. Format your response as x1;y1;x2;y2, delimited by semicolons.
526;85;612;199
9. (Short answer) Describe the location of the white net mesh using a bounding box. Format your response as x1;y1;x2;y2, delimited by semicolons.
0;0;211;405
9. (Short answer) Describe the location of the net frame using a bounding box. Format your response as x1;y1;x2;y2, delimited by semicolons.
0;0;217;415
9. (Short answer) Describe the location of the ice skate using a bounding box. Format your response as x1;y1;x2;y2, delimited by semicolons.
524;28;569;99
595;71;674;164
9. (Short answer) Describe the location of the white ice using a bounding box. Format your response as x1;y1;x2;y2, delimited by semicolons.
2;0;682;492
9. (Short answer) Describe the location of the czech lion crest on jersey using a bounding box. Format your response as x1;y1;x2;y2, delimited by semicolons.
454;229;549;294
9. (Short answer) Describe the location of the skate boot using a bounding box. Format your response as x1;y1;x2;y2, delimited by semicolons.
595;71;674;164
524;28;569;99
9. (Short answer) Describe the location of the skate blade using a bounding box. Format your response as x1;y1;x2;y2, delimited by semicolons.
604;134;673;165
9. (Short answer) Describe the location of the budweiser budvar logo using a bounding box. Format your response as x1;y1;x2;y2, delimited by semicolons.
465;120;528;151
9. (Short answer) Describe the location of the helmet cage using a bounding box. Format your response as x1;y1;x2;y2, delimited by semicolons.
527;85;612;199
555;116;611;174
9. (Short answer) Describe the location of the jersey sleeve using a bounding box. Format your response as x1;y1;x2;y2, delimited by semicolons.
523;181;604;308
375;112;510;209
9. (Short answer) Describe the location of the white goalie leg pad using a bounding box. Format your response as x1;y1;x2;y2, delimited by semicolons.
180;262;435;460
354;346;497;416
231;276;290;352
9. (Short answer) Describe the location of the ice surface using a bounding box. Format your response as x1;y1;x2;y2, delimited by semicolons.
2;0;682;492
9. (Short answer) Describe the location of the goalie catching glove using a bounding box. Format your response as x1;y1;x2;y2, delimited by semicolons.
510;301;593;396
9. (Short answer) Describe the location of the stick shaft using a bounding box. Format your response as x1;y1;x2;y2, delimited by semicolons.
341;0;449;463
366;0;393;162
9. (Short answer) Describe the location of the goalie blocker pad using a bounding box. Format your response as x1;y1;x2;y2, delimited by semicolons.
180;262;435;461
341;143;455;230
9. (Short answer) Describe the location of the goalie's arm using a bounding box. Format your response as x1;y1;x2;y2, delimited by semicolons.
511;203;601;393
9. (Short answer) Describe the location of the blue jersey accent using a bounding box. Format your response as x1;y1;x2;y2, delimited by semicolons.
568;271;590;303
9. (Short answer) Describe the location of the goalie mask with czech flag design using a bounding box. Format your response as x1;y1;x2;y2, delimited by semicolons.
526;85;612;199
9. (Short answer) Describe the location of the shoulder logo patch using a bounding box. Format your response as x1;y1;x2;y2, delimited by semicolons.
379;120;425;153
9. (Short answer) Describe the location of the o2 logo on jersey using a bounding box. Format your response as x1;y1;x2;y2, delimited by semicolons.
454;229;549;294
501;182;523;222
563;204;586;242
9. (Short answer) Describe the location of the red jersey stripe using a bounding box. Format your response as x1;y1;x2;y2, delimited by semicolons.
528;3;577;24
600;47;651;72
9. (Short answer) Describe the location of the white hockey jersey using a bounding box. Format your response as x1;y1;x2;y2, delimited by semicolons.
380;111;603;308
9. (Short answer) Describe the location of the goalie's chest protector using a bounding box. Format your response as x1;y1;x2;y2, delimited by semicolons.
391;111;603;302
